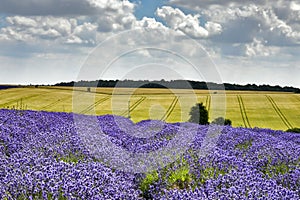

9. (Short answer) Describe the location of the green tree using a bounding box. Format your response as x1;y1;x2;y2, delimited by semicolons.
211;117;232;126
189;103;209;125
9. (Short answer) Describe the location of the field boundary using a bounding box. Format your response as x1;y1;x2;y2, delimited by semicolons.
120;96;146;117
44;86;199;96
237;95;251;128
43;86;113;95
79;96;111;114
161;97;179;121
266;95;293;129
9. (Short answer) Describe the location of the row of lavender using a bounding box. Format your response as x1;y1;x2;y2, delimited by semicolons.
0;109;299;199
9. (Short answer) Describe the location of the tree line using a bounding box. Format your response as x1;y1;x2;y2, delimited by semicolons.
54;80;300;93
0;85;19;90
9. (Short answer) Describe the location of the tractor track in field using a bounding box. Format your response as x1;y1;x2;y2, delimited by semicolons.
161;96;179;121
266;95;293;129
237;95;251;128
205;95;211;112
79;96;111;114
294;95;300;102
40;93;84;110
120;96;146;117
41;96;71;110
0;91;55;109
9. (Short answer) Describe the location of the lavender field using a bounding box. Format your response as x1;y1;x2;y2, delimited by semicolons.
1;109;300;199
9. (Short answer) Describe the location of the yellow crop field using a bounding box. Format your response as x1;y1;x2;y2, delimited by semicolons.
0;86;299;131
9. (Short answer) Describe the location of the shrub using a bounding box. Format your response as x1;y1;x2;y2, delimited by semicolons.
168;166;191;189
211;117;232;126
286;128;300;133
188;103;209;125
140;171;159;193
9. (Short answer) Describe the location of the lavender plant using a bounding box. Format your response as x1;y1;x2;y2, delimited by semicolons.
0;109;299;199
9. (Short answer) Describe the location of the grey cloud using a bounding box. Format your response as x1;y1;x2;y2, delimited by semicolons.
0;0;135;16
0;0;94;16
169;0;284;10
0;38;77;58
211;17;260;44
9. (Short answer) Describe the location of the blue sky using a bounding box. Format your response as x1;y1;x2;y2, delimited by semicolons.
130;0;166;19
0;0;299;87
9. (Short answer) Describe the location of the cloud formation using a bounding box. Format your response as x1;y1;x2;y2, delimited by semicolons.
168;1;300;58
203;4;300;46
0;1;193;46
245;38;279;57
156;6;222;38
0;16;97;44
1;0;298;58
0;0;135;16
0;0;139;44
0;0;299;87
169;0;289;10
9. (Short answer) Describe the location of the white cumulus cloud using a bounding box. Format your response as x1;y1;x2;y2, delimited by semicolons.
245;38;278;57
170;1;300;45
0;0;139;44
1;16;98;44
205;21;222;36
156;6;222;38
135;17;167;30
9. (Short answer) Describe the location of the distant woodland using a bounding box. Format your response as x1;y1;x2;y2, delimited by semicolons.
53;80;300;93
0;85;19;90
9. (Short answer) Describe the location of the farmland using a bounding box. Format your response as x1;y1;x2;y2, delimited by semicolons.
0;86;299;130
1;87;300;199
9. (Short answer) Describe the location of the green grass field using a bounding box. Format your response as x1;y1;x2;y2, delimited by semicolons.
0;86;299;131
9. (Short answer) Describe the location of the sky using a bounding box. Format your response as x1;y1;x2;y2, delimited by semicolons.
0;0;300;87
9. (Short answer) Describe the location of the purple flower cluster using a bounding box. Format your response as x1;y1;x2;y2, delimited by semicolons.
0;110;140;199
0;109;299;199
